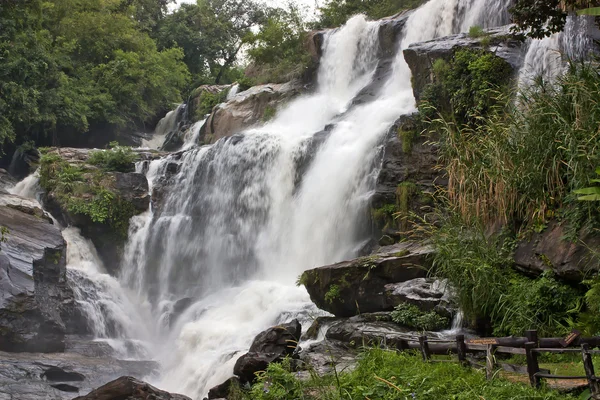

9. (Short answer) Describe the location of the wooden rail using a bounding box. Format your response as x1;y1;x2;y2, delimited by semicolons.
360;329;600;398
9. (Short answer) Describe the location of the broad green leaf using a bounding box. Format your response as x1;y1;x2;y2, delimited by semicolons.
578;7;600;16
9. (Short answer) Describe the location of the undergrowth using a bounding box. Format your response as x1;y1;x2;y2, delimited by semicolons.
236;348;571;400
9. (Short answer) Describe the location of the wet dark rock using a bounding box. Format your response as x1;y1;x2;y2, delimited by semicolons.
297;341;358;376
0;192;76;352
325;313;409;347
72;376;190;400
514;221;600;280
300;242;432;317
302;317;340;341
9;146;40;180
233;319;302;384
0;350;158;400
403;25;524;102
0;169;16;193
372;114;444;245
207;376;240;400
384;278;453;313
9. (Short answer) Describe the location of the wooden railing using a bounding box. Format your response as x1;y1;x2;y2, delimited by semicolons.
362;329;600;398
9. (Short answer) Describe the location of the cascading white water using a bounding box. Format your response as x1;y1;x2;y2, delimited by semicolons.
142;104;184;149
518;15;596;86
8;170;42;199
116;2;518;398
226;84;240;100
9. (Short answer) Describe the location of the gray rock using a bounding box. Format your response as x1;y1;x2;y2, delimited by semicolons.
207;376;240;400
199;81;303;144
403;25;524;102
300;242;432;317
514;221;600;280
298;341;357;376
0;192;75;352
72;376;189;400
384;278;452;312
0;348;158;399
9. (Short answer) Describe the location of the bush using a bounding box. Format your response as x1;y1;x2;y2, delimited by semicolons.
468;25;485;38
88;142;138;173
391;303;449;331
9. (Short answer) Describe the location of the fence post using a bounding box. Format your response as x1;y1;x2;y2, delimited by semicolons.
582;343;600;399
419;335;430;361
525;330;539;346
486;344;496;380
456;334;467;365
525;342;540;388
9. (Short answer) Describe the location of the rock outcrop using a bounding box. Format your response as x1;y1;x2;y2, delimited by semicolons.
403;25;524;102
372;114;444;244
40;148;151;274
199;81;303;144
233;319;302;384
300;242;432;317
384;278;453;315
0;192;76;352
0;351;158;399
514;221;600;280
73;376;190;400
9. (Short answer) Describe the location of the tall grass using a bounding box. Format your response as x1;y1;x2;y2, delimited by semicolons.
237;348;573;400
434;63;600;233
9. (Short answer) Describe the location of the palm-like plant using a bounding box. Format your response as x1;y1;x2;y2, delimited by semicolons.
574;167;600;201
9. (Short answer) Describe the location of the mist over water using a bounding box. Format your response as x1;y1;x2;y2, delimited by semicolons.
9;1;593;398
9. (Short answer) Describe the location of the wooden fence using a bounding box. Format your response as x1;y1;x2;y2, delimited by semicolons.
367;329;600;398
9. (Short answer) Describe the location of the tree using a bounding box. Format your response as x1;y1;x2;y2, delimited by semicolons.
156;0;266;84
316;0;426;28
511;0;600;39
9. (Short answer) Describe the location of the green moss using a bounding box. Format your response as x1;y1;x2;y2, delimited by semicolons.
396;181;418;230
262;105;277;122
391;250;409;258
371;203;398;230
324;284;342;304
397;129;416;154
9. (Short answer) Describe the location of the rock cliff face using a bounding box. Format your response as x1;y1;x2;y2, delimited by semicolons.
198;81;303;144
403;26;524;102
0;192;75;352
301;242;434;317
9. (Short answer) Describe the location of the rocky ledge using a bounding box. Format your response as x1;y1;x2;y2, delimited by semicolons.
300;242;439;317
0;191;77;352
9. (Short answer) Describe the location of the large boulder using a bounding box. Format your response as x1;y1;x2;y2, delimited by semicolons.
514;221;600;281
300;242;432;317
232;319;302;384
0;192;76;352
72;376;190;400
199;81;302;144
403;25;524;102
384;278;453;315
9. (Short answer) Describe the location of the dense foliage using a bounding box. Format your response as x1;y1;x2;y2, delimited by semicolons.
232;349;571;399
316;0;427;28
511;0;600;39
391;303;449;331
420;52;600;336
0;0;190;152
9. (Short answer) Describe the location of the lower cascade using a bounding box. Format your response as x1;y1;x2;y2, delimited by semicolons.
2;0;598;399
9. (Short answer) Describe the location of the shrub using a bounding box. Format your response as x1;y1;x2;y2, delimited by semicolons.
391;303;449;331
468;25;485;38
88;142;138;173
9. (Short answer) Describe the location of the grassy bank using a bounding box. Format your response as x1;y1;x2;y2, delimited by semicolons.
232;348;572;399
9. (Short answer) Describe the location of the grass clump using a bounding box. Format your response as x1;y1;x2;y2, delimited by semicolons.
469;25;486;38
391;303;449;331
88;142;138;173
239;348;571;400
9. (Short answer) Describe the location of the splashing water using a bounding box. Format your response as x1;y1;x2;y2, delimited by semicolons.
142;104;185;149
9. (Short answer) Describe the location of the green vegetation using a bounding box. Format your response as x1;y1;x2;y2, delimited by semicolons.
324;284;342;304
0;0;189;152
39;150;139;236
88;142;139;173
234;348;571;400
371;203;399;231
397;129;415;154
420;49;513;127
316;0;427;28
575;167;600;201
195;89;229;120
391;303;449;331
468;25;486;38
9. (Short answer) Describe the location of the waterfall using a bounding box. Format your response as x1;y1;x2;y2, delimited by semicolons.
142;104;185;149
7;0;539;398
8;170;42;200
226;84;240;100
518;15;596;86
